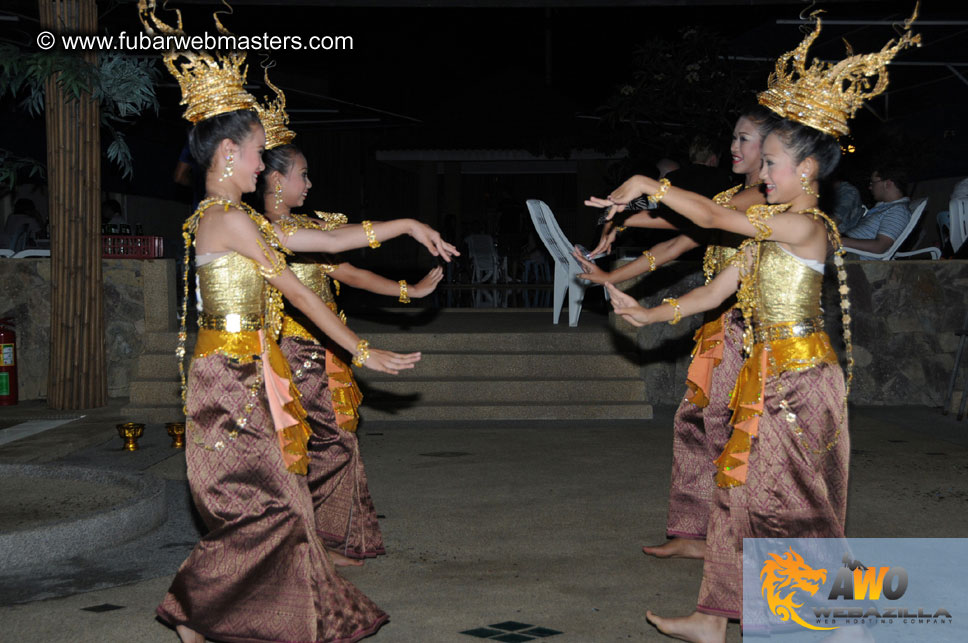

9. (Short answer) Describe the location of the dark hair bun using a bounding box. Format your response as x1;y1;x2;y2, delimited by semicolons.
770;119;841;179
188;109;262;170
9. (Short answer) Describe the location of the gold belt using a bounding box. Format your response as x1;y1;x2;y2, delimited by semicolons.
753;317;823;344
281;316;318;341
199;313;264;332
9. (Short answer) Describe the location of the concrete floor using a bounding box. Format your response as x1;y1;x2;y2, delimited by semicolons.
0;404;967;642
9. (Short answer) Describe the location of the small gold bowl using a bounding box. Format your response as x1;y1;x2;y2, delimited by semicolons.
166;422;186;449
117;422;144;451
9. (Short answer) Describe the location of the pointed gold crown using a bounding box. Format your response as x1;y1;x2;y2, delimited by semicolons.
256;70;297;149
758;8;920;138
137;0;257;123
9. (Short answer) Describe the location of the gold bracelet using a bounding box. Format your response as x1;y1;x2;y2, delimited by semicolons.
351;339;370;367
398;280;411;304
361;220;380;249
647;178;671;206
662;297;682;325
642;250;657;272
615;226;627;233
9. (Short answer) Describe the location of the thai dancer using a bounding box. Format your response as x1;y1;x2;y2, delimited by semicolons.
595;14;917;640
578;107;773;559
255;80;442;565
138;3;456;641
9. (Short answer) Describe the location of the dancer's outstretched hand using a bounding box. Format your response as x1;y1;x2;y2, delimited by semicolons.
584;196;627;222
589;221;619;256
605;283;653;327
410;222;460;262
364;349;421;375
412;266;444;298
606;175;650;209
572;248;609;285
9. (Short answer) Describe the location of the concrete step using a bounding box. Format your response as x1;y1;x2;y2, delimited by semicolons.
128;380;182;407
359;352;641;379
144;329;626;354
358;377;646;403
359;401;653;421
135;348;642;381
358;332;625;353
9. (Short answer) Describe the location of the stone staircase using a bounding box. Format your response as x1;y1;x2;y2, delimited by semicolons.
123;330;184;423
123;311;652;423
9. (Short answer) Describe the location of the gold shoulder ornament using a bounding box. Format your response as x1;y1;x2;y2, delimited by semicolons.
313;211;349;231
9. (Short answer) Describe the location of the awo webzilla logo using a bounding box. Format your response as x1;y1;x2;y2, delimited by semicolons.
760;547;953;631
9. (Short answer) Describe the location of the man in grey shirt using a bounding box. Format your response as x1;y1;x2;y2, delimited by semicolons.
841;166;912;255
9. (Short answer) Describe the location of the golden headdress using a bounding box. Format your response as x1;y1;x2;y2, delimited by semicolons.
256;69;297;149
137;0;257;123
758;7;920;138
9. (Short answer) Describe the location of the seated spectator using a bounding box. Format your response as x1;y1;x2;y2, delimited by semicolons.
102;199;126;228
3;198;43;250
841;165;912;255
830;177;865;233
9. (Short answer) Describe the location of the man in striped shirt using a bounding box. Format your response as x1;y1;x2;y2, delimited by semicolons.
841;166;912;255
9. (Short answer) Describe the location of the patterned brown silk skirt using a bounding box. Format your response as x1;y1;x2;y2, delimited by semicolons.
157;353;388;643
281;335;386;559
667;308;745;539
697;362;849;619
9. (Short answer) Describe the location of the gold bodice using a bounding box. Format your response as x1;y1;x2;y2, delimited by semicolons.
289;263;335;303
196;252;265;317
753;242;822;326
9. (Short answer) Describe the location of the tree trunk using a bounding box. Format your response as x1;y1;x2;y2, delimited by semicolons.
39;0;106;409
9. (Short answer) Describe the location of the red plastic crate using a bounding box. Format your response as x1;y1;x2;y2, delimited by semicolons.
102;235;164;259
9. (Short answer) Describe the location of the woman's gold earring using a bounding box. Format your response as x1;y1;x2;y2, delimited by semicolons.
800;172;819;198
219;153;235;182
274;183;284;209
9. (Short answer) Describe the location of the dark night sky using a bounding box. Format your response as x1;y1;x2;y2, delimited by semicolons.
3;0;967;194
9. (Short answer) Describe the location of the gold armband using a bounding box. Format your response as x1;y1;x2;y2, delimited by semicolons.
662;297;682;325
352;339;370;367
255;238;287;279
643;250;657;272
398;280;411;304
648;178;671;206
362;220;380;249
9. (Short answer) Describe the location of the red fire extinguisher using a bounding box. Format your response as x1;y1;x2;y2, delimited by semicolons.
0;318;17;406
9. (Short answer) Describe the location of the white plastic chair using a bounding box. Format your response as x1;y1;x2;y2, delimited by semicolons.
465;234;500;283
464;234;509;307
950;197;968;254
525;199;597;327
843;198;939;260
11;249;51;258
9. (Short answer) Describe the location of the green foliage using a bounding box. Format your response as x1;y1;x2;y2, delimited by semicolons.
598;27;762;162
0;149;45;192
0;43;160;185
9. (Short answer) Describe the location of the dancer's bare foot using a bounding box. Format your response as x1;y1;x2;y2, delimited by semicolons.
328;549;364;567
643;538;706;559
646;610;726;643
176;624;205;643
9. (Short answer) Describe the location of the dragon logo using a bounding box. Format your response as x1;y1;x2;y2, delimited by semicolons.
760;547;837;631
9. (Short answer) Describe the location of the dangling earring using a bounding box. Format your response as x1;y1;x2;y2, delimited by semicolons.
274;183;284;210
219;153;235;182
800;172;819;198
